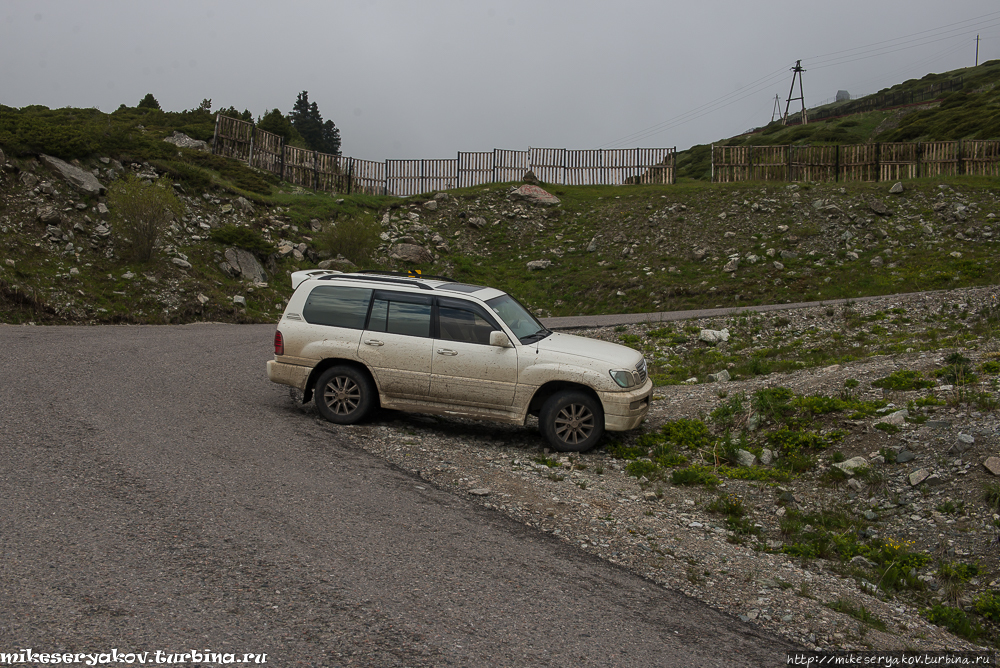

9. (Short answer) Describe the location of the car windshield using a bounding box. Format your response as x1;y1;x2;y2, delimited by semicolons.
485;294;550;343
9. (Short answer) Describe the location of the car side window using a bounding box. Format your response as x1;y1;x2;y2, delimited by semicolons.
438;303;497;345
302;286;373;329
367;291;432;338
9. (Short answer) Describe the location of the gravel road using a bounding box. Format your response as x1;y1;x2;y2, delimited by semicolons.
0;323;797;666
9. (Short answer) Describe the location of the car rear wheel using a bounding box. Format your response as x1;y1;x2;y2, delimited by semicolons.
315;366;375;425
539;390;604;452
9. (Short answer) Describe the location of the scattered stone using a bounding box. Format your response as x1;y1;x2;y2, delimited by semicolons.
733;449;756;467
833;457;869;475
869;199;891;216
511;185;560;206
889;182;904;194
698;328;730;344
162;131;210;151
389;243;433;264
197;293;209;305
895;450;916;464
949;433;974;455
759;448;774;466
224;247;268;283
423;200;438;211
526;260;552;271
171;258;192;270
908;469;930;486
467;216;487;229
468;488;491;496
586;237;599;252
879;409;909;426
870;256;884;267
926;420;952;429
39;154;105;195
723;258;739;273
983;457;1000;476
232;295;246;306
707;369;731;383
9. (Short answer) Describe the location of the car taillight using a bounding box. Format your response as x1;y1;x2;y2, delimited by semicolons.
274;330;284;356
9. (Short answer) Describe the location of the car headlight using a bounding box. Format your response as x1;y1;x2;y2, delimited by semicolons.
610;369;636;388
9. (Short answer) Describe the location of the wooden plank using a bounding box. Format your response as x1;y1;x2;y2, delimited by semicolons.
213;116;254;162
494;149;529;183
316;154;351;193
457;151;493;188
839;144;878;182
920;141;959;178
565;149;602;185
529;148;565;184
350;159;386;195
963;140;1000;177
751;146;788;181
790;145;837;182
879;142;917;181
635;148;673;184
250;128;283;176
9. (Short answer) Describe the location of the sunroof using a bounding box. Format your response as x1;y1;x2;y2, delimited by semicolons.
438;283;487;294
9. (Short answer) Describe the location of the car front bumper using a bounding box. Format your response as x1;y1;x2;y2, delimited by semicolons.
599;378;654;431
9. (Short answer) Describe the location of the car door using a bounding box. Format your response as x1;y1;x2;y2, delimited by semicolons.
430;297;518;408
356;290;434;399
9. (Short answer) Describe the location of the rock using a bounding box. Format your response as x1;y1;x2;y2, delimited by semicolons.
526;260;552;270
889;182;904;194
20;173;40;188
318;257;357;271
423;200;438;211
162;131;210;151
870;256;884;268
467;216;487;229
723;258;739;273
984;457;1000;476
707;369;731;383
895;450;916;463
759;448;774;466
39;154;105;195
698;328;729;344
233;295;246;306
949;433;974;455
171;258;192;270
389;243;433;264
869;199;891;216
224;247;268;283
37;206;62;224
521;170;539;184
880;409;909;426
778;491;797;504
197;293;209;305
924;474;945;486
908;469;930;486
833;457;869;475
234;196;254;214
468;488;491;496
779;250;798;260
511;185;560;206
733;449;756;467
433;193;450;201
847;478;863;492
773;261;785;270
586;237;599;252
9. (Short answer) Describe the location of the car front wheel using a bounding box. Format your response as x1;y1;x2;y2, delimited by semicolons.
539;390;604;452
315;365;375;425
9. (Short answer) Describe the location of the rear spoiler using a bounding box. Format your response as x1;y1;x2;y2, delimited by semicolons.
290;269;341;290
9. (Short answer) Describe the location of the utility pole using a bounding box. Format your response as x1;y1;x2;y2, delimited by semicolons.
783;60;808;126
771;94;782;123
976;34;980;66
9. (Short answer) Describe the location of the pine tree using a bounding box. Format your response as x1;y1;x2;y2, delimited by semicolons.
321;120;342;155
289;91;341;154
137;93;161;110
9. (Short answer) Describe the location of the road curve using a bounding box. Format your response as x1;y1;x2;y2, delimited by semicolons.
1;323;797;666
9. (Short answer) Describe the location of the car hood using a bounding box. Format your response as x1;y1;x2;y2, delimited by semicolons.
532;332;643;367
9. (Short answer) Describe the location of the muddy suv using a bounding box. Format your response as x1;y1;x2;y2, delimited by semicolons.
267;270;652;451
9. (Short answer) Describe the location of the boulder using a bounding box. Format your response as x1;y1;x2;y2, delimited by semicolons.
834;457;869;475
162;131;210;151
869;199;891;216
224;247;268;283
511;185;560;206
723;258;739;273
908;469;930;486
759;448;774;466
526;260;552;271
467;216;487;229
733;449;756;467
984;457;1000;476
949;433;974;455
889;182;904;194
698;328;730;344
318;257;357;271
389;243;433;264
879;409;908;426
423;200;438;211
707;369;731;383
37;206;62;225
522;170;539;184
39;154;105;195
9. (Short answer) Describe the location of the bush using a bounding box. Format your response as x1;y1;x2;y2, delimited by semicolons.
973;591;1000;623
209;224;275;257
671;465;719;487
924;604;982;641
872;369;935;391
316;217;381;266
106;173;184;263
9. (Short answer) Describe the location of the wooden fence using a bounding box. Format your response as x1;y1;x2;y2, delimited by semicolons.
211;114;675;196
712;140;1000;183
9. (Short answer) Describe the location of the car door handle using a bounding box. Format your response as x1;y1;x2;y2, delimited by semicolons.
364;339;384;346
436;348;458;356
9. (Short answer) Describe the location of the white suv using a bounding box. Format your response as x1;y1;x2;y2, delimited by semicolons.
267;270;652;452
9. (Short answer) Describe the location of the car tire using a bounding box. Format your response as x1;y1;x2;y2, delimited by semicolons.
540;390;604;452
315;365;375;425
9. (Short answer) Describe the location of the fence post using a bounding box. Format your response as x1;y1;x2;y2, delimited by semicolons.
958;140;964;176
748;146;755;182
835;145;840;183
875;143;881;182
787;145;793;182
279;139;286;182
211;113;220;155
247;122;256;167
916;142;922;179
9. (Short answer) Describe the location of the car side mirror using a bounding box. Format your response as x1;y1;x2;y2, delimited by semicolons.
489;331;513;348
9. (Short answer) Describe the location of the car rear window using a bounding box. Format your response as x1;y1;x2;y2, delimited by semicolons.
302;286;373;329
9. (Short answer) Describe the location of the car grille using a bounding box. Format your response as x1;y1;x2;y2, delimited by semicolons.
635;358;648;384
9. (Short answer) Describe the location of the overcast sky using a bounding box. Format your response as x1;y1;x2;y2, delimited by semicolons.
3;1;999;161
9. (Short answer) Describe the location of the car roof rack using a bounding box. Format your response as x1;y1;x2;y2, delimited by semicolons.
356;270;454;282
317;273;436;290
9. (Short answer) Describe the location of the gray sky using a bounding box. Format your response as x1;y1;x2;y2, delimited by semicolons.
3;1;999;161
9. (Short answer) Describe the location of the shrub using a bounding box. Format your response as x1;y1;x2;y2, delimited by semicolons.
924;604;982;641
671;465;719;487
973;591;1000;623
752;387;795;423
316;217;381;266
106;173;184;263
209;224;275;257
872;369;934;391
660;418;715;450
624;460;661;480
